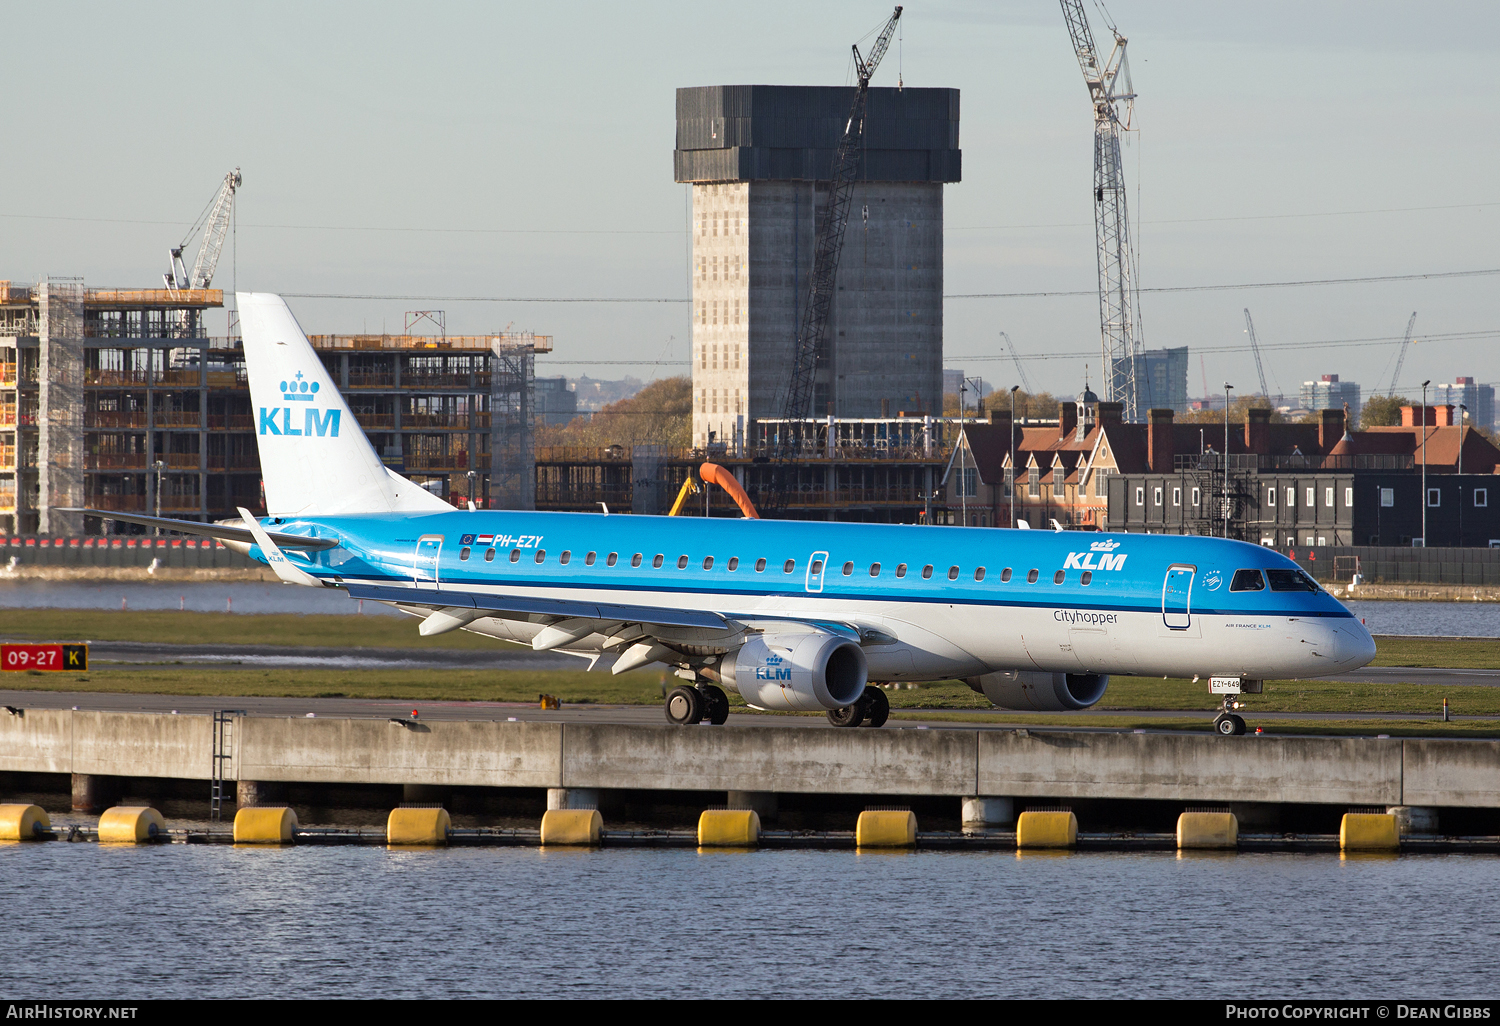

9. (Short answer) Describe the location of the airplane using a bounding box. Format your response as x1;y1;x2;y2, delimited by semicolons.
72;293;1377;735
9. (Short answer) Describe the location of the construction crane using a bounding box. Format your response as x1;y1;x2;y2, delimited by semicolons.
1059;1;1143;421
768;6;902;515
1242;309;1270;398
999;331;1035;393
1386;311;1418;398
165;168;241;291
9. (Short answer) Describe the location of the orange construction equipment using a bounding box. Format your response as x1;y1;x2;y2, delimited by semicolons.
700;463;760;519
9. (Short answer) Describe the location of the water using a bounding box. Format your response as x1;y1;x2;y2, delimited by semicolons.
1344;600;1499;638
1;844;1495;999
0;580;401;616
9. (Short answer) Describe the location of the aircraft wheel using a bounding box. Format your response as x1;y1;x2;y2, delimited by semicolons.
861;686;890;728
702;685;730;726
827;703;864;728
665;686;703;725
1229;714;1247;736
1214;714;1237;736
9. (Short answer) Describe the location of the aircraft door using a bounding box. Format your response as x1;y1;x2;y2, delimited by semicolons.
1162;565;1194;629
805;551;828;593
413;535;443;590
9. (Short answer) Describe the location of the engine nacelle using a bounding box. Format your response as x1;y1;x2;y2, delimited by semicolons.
965;670;1109;711
714;631;868;712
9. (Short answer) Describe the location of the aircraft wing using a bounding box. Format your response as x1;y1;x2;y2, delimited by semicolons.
58;509;340;551
341;582;728;631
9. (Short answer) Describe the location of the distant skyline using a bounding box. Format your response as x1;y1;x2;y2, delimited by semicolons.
2;1;1496;403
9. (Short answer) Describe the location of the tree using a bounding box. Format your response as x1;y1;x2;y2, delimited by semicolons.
536;376;691;449
1360;394;1406;428
1176;395;1281;425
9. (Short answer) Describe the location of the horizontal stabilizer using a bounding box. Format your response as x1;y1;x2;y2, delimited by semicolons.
59;509;338;550
342;582;727;630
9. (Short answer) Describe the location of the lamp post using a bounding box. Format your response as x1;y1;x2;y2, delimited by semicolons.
957;379;968;526
1421;380;1431;547
153;459;165;533
1009;384;1020;530
1223;383;1234;538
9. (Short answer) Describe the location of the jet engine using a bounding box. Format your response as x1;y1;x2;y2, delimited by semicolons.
709;631;868;712
964;670;1109;711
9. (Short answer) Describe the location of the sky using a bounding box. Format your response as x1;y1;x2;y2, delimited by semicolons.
2;1;1496;404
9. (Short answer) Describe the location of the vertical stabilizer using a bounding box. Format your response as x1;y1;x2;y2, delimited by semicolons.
238;292;451;516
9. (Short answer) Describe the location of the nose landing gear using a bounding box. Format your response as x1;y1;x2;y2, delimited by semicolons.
826;685;891;728
1208;676;1262;736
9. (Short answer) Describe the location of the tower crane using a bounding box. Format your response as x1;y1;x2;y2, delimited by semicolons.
165;168;241;291
1059;1;1143;420
768;6;902;515
999;331;1035;393
1242;309;1270;398
1386;312;1418;398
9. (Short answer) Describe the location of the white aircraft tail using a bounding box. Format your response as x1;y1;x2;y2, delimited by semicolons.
238;292;451;517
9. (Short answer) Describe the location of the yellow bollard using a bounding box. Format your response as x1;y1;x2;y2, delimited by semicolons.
0;804;51;841
233;806;298;844
387;807;452;846
855;809;917;848
698;809;760;847
1340;813;1400;852
97;806;167;844
1176;812;1238;850
1016;810;1077;849
540;808;602;846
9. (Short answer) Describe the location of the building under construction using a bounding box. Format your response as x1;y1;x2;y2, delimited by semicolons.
0;279;550;534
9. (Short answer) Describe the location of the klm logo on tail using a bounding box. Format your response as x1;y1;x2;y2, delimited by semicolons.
259;372;340;437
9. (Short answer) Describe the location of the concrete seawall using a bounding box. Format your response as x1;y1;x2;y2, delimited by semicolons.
4;709;1499;808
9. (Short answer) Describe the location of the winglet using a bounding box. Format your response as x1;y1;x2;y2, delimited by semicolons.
237;507;322;586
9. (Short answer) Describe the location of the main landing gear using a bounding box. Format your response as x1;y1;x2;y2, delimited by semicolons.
827;685;891;729
665;684;730;726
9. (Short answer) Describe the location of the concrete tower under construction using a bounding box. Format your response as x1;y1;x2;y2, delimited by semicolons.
675;85;960;448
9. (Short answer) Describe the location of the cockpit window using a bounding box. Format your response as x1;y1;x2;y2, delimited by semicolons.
1230;569;1266;592
1266;568;1320;593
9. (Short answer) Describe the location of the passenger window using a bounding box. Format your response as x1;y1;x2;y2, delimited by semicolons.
974;568;986;582
702;556;714;570
484;548;495;562
1230;569;1266;592
559;551;571;565
1000;568;1012;582
1027;569;1039;584
459;547;471;561
947;566;959;581
510;548;520;563
755;558;767;572
783;559;795;573
921;565;933;579
1080;571;1092;586
652;554;664;568
896;563;907;578
869;562;881;576
677;555;689;569
585;551;596;566
631;553;642;567
535;550;546;563
842;562;854;576
606;552;618;566
809;560;823;575
728;557;739;571
1053;570;1065;584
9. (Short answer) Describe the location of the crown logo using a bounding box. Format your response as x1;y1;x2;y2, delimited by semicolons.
764;654;784;666
1089;539;1121;552
280;371;320;402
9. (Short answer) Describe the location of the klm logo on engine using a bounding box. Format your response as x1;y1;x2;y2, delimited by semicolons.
259;372;340;437
756;653;792;681
1063;538;1127;572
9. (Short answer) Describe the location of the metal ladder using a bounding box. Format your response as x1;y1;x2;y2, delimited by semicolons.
210;711;240;821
